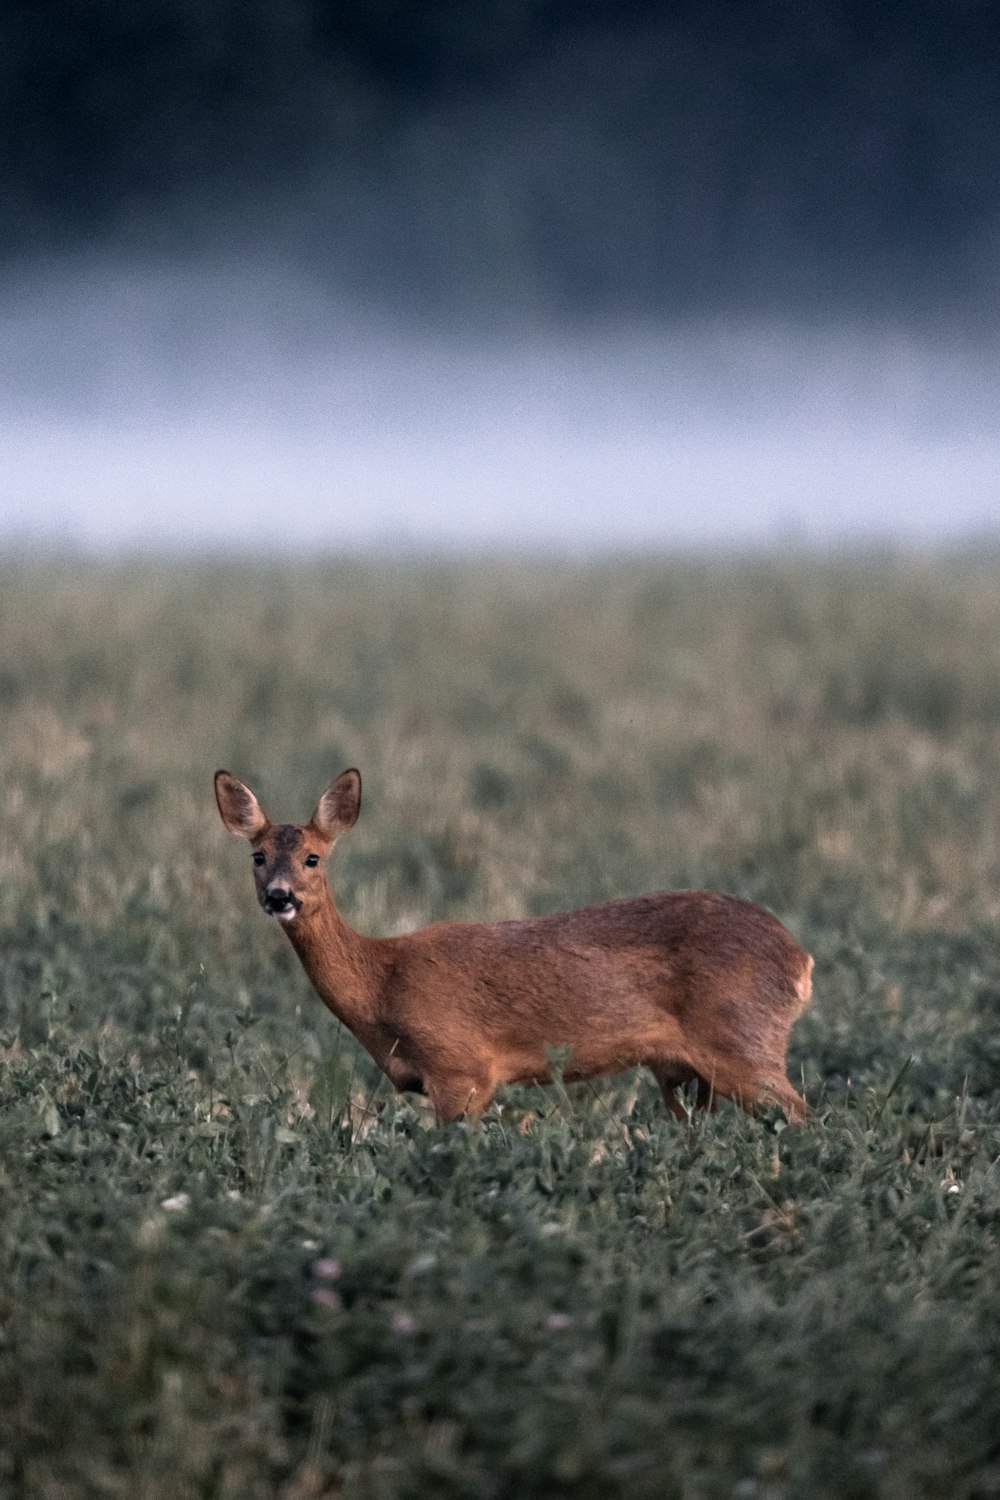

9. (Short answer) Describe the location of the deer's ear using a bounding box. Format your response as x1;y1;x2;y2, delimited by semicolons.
215;771;269;839
310;769;362;841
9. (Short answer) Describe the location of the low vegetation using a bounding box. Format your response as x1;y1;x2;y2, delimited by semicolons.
2;554;999;1498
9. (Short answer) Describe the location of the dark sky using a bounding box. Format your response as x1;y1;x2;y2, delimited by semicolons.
4;2;999;549
5;0;1000;326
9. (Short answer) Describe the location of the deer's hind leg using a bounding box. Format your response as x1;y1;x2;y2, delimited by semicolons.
758;1075;808;1123
685;1056;807;1124
649;1061;711;1121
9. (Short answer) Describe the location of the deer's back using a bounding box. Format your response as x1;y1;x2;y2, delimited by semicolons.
413;889;806;981
385;890;811;1081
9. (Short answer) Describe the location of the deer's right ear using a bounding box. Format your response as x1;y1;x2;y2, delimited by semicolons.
215;771;269;839
310;769;362;840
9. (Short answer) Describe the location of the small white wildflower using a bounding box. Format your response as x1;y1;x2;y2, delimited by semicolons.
409;1252;437;1275
311;1288;341;1311
136;1218;162;1248
392;1312;418;1335
546;1312;574;1331
301;1238;320;1251
160;1193;190;1212
311;1257;342;1281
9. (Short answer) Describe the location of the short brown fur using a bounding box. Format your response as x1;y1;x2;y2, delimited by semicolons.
214;769;811;1125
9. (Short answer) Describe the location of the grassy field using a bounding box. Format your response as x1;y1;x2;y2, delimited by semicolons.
2;553;1000;1499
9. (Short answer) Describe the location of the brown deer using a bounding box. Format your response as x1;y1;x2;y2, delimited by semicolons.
214;769;811;1125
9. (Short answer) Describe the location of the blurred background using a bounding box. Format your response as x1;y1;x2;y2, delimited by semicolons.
8;16;1000;1492
1;0;998;551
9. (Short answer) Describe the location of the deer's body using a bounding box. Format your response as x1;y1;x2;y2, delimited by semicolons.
215;769;811;1124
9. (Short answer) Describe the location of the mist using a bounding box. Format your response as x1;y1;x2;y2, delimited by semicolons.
1;256;997;551
3;3;999;552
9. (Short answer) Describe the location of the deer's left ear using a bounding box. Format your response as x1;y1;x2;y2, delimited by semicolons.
215;771;269;839
310;769;362;841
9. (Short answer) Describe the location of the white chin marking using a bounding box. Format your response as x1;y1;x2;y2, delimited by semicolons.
277;907;299;923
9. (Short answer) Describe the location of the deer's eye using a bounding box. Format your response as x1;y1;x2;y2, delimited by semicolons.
253;851;266;866
304;853;320;868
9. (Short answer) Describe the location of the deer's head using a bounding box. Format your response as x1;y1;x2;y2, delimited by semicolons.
214;769;361;923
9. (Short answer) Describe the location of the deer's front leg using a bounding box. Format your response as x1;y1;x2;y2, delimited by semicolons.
380;1042;426;1097
426;1072;497;1125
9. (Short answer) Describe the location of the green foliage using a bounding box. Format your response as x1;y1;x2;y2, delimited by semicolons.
2;554;1000;1497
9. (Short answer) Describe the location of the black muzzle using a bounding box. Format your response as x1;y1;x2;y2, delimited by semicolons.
263;886;300;916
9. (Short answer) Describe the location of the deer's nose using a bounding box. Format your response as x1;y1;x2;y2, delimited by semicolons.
265;885;294;912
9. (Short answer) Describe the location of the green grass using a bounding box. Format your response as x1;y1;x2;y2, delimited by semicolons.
2;553;1000;1498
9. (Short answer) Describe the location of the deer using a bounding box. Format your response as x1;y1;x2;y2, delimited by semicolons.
214;768;812;1126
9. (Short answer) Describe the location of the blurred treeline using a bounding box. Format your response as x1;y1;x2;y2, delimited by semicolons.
4;0;998;322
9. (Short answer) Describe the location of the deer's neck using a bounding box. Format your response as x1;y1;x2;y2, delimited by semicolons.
283;887;390;1034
